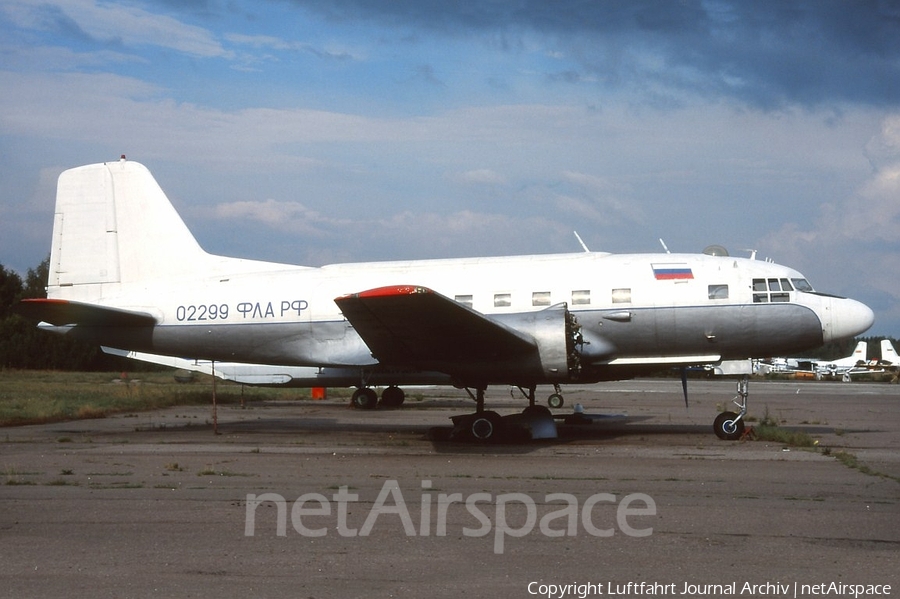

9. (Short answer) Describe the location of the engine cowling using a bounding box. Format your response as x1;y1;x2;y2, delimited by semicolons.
498;305;585;382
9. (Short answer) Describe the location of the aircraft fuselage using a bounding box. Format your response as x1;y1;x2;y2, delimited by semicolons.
56;250;869;387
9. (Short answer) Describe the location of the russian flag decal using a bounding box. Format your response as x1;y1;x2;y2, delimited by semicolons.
652;263;694;280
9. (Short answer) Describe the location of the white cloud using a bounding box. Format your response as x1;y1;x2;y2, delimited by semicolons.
552;171;643;225
212;198;348;237
2;0;230;58
224;33;360;61
758;114;900;329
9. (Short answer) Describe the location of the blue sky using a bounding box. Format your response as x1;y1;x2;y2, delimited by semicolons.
1;0;899;336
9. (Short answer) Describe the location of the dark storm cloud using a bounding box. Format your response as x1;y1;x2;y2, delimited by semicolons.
284;0;900;108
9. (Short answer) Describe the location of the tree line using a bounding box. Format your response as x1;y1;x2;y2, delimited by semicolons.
1;258;896;371
0;258;139;370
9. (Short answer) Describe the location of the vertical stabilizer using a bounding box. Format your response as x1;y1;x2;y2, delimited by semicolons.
49;158;209;300
881;339;898;364
851;340;867;362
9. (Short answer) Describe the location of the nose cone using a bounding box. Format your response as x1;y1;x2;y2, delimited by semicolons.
825;298;875;342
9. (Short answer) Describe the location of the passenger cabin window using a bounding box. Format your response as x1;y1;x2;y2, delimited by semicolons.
493;293;512;308
611;288;631;304
455;294;473;308
752;278;792;303
571;290;591;306
708;284;729;300
532;291;551;307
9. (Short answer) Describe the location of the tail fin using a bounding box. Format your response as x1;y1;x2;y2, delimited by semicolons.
49;158;209;299
881;339;898;364
851;340;867;362
48;158;290;302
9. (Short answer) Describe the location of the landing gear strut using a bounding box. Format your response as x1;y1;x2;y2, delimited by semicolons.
450;385;558;442
713;377;748;440
451;387;504;441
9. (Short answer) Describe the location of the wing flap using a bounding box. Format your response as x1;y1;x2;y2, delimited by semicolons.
334;285;535;366
16;298;157;327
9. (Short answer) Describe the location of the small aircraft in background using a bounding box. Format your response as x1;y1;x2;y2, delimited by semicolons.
879;339;899;366
759;339;899;382
17;158;875;441
814;341;868;381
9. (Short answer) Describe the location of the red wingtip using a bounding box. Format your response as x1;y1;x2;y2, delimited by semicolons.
338;285;433;301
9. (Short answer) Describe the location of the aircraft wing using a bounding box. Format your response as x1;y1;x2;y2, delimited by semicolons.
334;285;536;367
16;298;157;327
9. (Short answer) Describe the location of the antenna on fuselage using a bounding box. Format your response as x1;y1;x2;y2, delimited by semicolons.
659;238;670;254
573;231;590;253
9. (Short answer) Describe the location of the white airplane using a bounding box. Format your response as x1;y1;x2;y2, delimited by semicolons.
17;158;875;441
880;339;899;366
814;341;867;380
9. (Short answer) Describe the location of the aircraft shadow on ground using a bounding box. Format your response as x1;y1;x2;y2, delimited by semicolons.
207;413;728;455
108;408;864;456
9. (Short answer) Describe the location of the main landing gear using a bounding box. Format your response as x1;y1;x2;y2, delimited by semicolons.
350;385;405;410
713;377;749;441
450;387;500;441
450;385;558;442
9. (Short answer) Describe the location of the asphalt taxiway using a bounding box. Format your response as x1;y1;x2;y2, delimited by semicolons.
1;379;897;598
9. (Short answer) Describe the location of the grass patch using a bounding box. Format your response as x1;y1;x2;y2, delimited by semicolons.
753;424;817;447
749;406;816;447
0;370;311;427
89;481;144;489
4;467;39;485
46;478;79;486
197;467;253;477
832;450;900;482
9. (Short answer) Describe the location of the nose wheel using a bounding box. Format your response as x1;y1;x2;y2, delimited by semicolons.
713;377;749;440
547;384;565;408
714;411;745;440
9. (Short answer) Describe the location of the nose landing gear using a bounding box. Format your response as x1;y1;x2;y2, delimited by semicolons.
713;377;749;440
547;383;565;409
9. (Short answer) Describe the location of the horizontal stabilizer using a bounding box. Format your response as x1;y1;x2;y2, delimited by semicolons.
335;285;535;366
16;298;156;327
101;348;295;384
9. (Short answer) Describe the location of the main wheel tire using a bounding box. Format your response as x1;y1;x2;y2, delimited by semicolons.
713;411;745;440
470;411;502;441
379;386;405;408
547;393;564;409
351;387;378;410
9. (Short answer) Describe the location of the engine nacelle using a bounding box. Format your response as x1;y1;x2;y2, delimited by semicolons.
498;305;582;382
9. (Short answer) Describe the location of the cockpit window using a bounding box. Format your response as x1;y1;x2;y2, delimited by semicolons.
791;278;813;292
753;278;792;303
